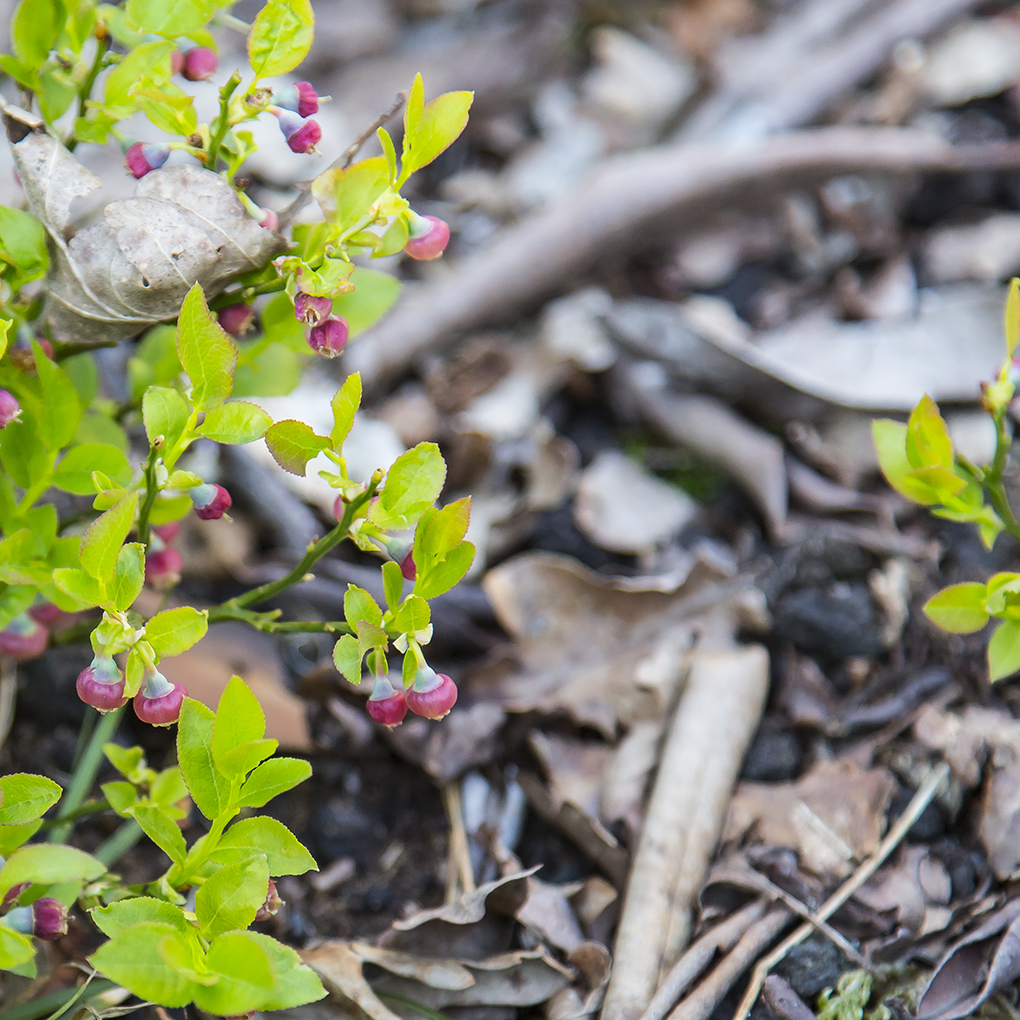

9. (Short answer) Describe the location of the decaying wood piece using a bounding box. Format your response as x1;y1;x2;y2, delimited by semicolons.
600;645;770;1020
350;130;1020;392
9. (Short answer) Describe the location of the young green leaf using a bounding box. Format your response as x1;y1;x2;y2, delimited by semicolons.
212;677;276;777
195;855;269;939
369;443;446;531
236;758;313;808
401;75;473;177
0;843;105;893
197;401;272;444
382;560;403;611
101;781;138;816
125;0;214;36
143;386;193;452
0;206;48;286
312;158;390;233
905;395;953;470
872;419;941;506
0;417;48;492
103;743;145;779
344;584;383;628
923;583;990;634
0;926;36;972
0;774;61;826
80;492;139;583
1006;276;1020;360
332;633;362;684
330;373;362;449
194;932;275;1016
109;542;146;612
394;595;430;636
211;817;317;876
135;81;197;136
990;619;1020;682
414;541;474;600
177;283;236;411
241;932;327;1009
177;698;231;820
264;420;330;475
53;444;133;496
127;804;187;865
89;923;201;1007
10;0;61;69
331;267;401;337
92;897;190;938
248;0;314;78
0;821;43;859
145;607;209;659
32;340;82;452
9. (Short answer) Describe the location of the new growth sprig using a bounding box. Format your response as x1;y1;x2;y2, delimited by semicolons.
0;0;475;1010
874;278;1020;681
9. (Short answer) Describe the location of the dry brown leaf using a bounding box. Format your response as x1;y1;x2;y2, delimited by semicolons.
473;551;738;735
301;941;403;1020
724;758;896;878
3;104;282;344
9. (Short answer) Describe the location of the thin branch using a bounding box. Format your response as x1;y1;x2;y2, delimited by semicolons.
730;761;951;1020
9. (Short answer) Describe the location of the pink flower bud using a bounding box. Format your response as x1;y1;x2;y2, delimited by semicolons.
31;898;68;941
367;674;407;727
28;601;62;626
274;109;322;153
171;50;185;75
133;669;187;726
125;142;171;179
333;494;345;522
295;292;333;326
217;303;255;336
145;547;182;589
406;668;457;720
403;215;450;261
1;884;29;914
400;550;417;582
307;317;348;358
254;879;283;922
276;82;320;118
0;613;47;661
76;657;128;712
259;208;279;231
190;483;231;520
0;390;21;428
152;521;181;545
181;46;217;81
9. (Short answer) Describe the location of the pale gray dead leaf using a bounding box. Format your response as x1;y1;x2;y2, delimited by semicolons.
301;942;404;1020
546;942;612;1020
392;869;539;932
516;876;586;953
3;104;283;344
349;944;476;990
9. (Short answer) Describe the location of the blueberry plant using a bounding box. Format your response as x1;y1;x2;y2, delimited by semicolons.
0;0;474;1011
874;278;1020;682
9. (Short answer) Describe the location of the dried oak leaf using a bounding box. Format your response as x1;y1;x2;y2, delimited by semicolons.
2;103;284;344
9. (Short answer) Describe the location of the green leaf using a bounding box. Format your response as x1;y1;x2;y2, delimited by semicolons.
130;323;184;401
0;844;105;893
332;633;362;684
195;855;269;939
872;419;941;506
151;767;189;808
135;81;197;136
194;931;275;1015
1008;278;1020;360
197;401;272;445
91;897;189;938
10;0;60;67
924;582;990;634
142;387;193;454
32;340;81;451
242;932;327;1009
103;744;145;779
237;757;312;808
0;774;61;825
382;560;403;611
401;75;473;177
414;542;474;601
0;925;36;972
232;341;304;398
369;442;446;531
905;395;953;470
145;607;208;659
312;158;390;233
331;373;362;450
52;567;104;607
990;619;1020;681
332;267;401;337
211;817;317;876
177;698;230;820
109;543;145;613
101;781;138;816
177;283;236;411
248;0;314;78
264;420;330;476
89;923;200;1007
211;676;271;775
125;0;214;36
0;206;48;286
53;444;132;495
0;821;42;858
344;585;382;629
0;417;48;491
80;492;139;583
394;595;430;636
127;804;187;865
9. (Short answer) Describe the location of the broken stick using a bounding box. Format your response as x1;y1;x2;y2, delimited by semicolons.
601;645;770;1020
